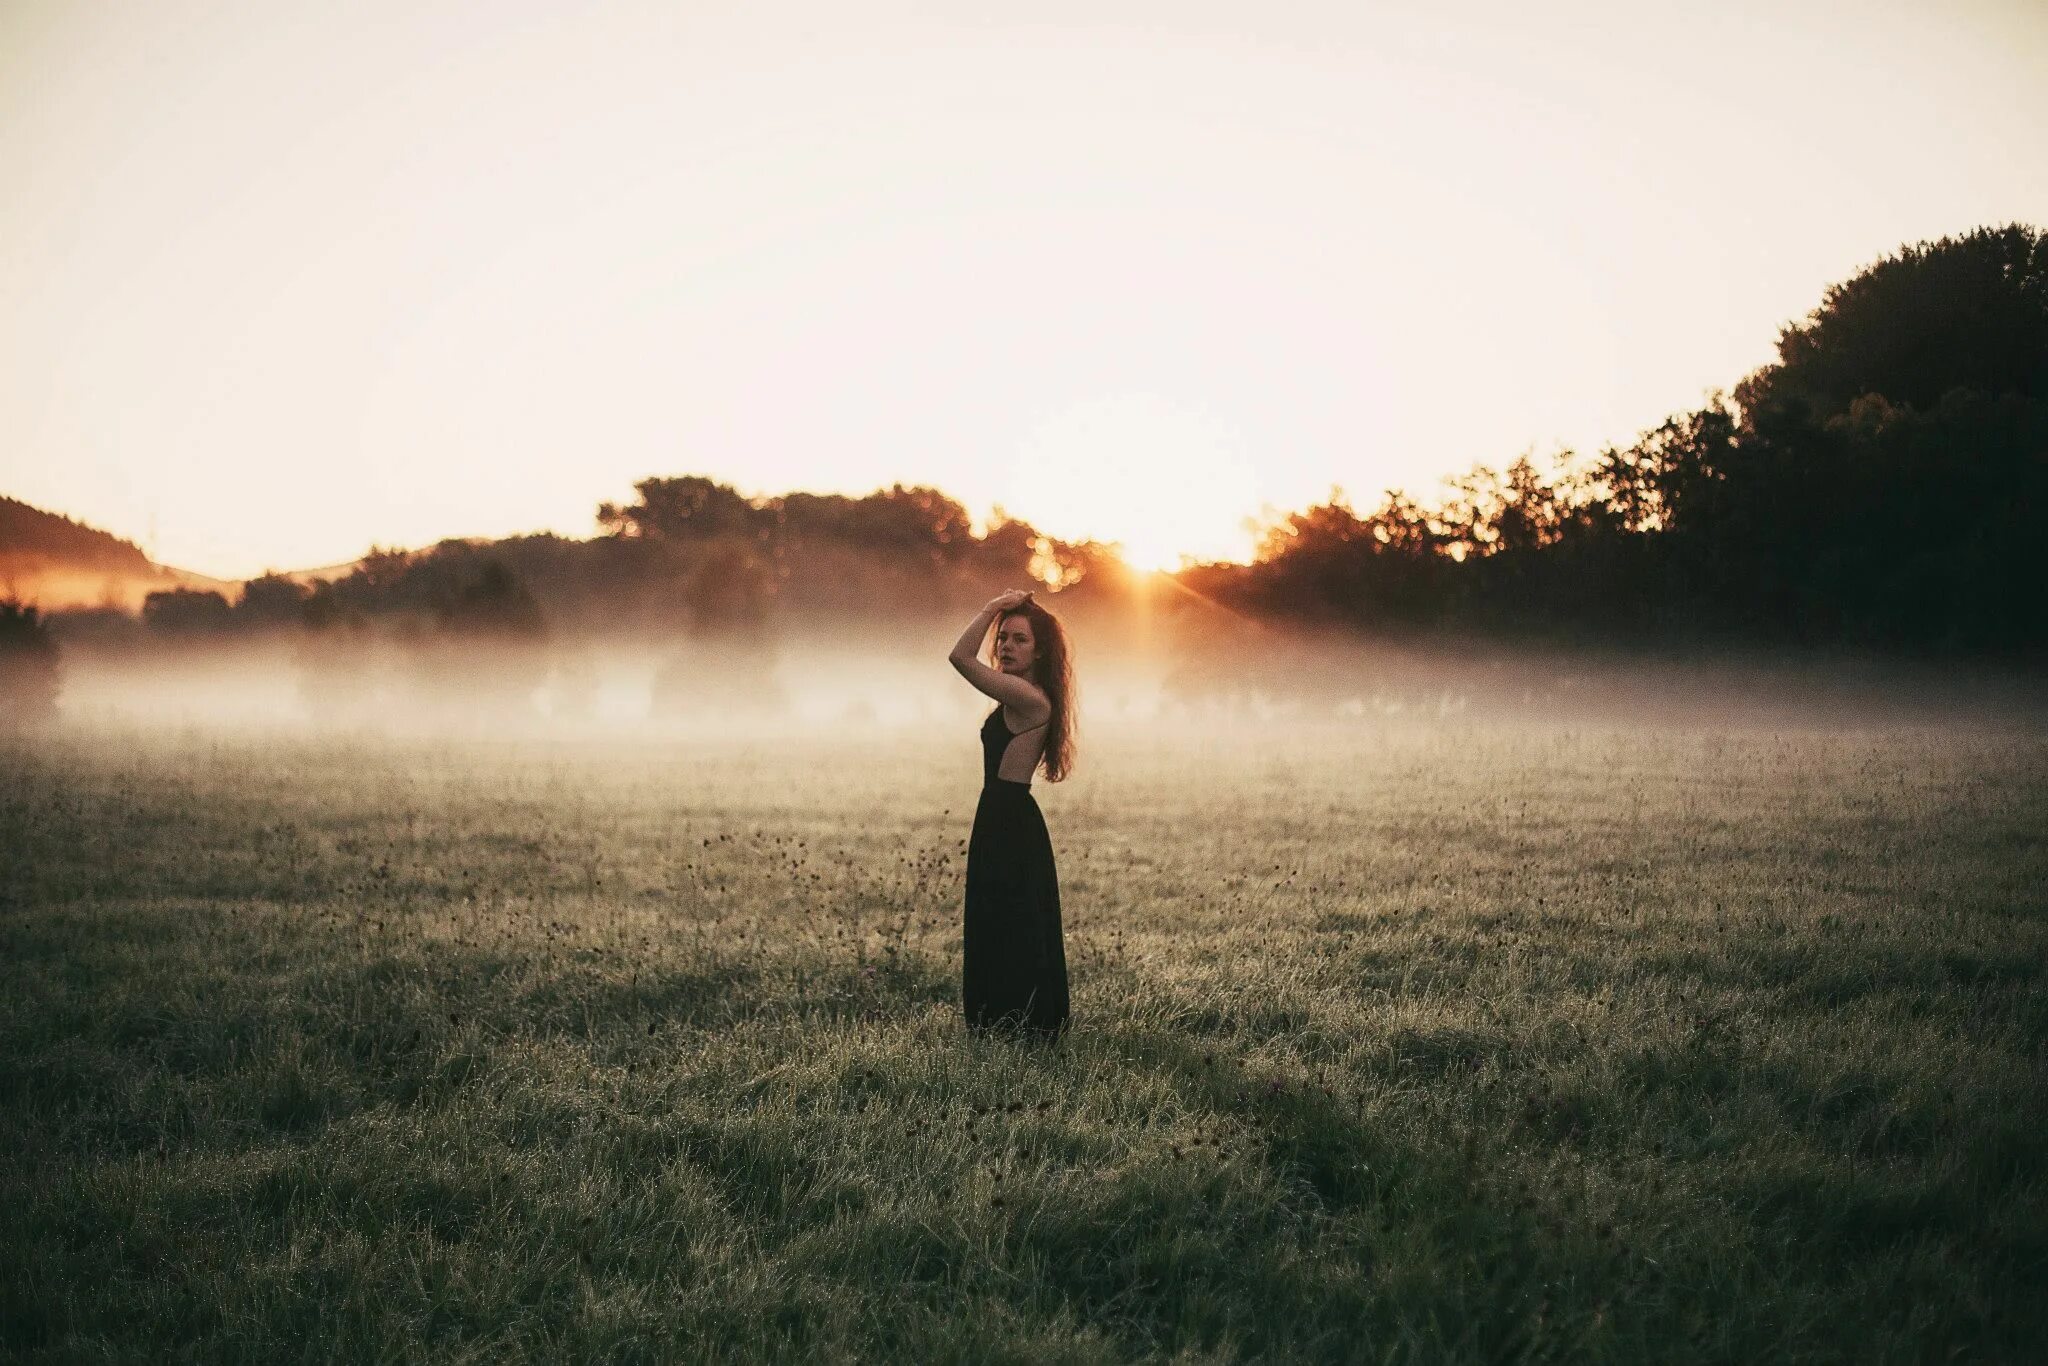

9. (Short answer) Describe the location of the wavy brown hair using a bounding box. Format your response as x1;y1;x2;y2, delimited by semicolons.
991;600;1077;782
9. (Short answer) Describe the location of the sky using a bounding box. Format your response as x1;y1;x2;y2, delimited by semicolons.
2;0;2044;579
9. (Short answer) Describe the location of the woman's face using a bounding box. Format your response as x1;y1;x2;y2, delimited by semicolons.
994;614;1038;677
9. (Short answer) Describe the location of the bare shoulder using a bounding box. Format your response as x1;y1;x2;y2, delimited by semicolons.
1004;684;1053;729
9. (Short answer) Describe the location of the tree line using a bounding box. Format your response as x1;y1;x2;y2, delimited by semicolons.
4;221;2041;722
1200;224;2047;657
106;481;1124;649
119;222;2048;660
19;485;1134;722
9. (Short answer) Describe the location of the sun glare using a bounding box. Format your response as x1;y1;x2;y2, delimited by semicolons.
1007;394;1258;573
1116;534;1191;574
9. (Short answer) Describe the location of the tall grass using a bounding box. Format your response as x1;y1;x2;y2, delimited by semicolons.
3;719;2044;1362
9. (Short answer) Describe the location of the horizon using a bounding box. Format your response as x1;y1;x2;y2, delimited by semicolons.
3;472;1211;586
3;0;2045;580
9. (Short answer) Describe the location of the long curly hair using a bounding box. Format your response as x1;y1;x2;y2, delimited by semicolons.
991;600;1077;782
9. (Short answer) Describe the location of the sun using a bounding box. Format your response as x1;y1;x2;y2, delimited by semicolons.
1006;394;1258;572
1113;525;1201;574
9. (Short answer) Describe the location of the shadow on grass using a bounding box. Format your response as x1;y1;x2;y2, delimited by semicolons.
1101;1022;1481;1220
537;952;960;1036
946;1019;1573;1361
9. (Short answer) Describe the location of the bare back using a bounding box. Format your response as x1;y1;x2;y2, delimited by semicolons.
983;707;1049;785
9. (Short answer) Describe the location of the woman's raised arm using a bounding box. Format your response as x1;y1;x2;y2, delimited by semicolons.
948;591;1049;713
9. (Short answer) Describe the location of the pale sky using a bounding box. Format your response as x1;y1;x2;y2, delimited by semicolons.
3;0;2044;578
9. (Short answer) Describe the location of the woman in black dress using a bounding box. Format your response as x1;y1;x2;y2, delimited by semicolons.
947;589;1076;1039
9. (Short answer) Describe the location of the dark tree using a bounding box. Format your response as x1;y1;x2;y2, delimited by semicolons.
1254;491;1371;562
236;573;312;628
598;476;757;540
1209;225;2048;655
651;543;785;718
970;516;1044;580
1588;401;1738;535
1736;224;2048;421
426;562;552;716
0;600;61;726
438;561;548;643
142;588;233;636
841;484;976;561
1365;491;1442;557
1493;456;1572;555
296;586;382;721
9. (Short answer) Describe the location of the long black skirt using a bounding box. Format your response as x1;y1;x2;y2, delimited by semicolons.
962;781;1070;1038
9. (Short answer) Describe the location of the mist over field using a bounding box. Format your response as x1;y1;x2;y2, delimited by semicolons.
39;613;2048;739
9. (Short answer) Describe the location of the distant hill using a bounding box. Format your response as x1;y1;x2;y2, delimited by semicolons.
0;496;153;572
0;495;227;610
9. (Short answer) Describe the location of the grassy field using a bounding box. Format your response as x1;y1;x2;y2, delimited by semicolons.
3;717;2045;1363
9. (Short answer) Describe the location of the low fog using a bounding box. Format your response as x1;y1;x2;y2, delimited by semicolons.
28;609;2047;741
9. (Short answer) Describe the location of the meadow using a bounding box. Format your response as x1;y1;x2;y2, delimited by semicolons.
3;713;2044;1363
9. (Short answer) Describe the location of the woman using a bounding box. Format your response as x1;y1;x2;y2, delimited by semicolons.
946;588;1076;1039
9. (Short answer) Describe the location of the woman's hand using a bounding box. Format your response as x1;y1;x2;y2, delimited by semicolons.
953;589;1034;668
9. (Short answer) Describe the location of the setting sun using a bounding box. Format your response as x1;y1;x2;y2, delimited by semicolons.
1005;393;1259;572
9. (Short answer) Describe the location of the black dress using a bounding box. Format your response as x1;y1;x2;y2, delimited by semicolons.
962;708;1071;1038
